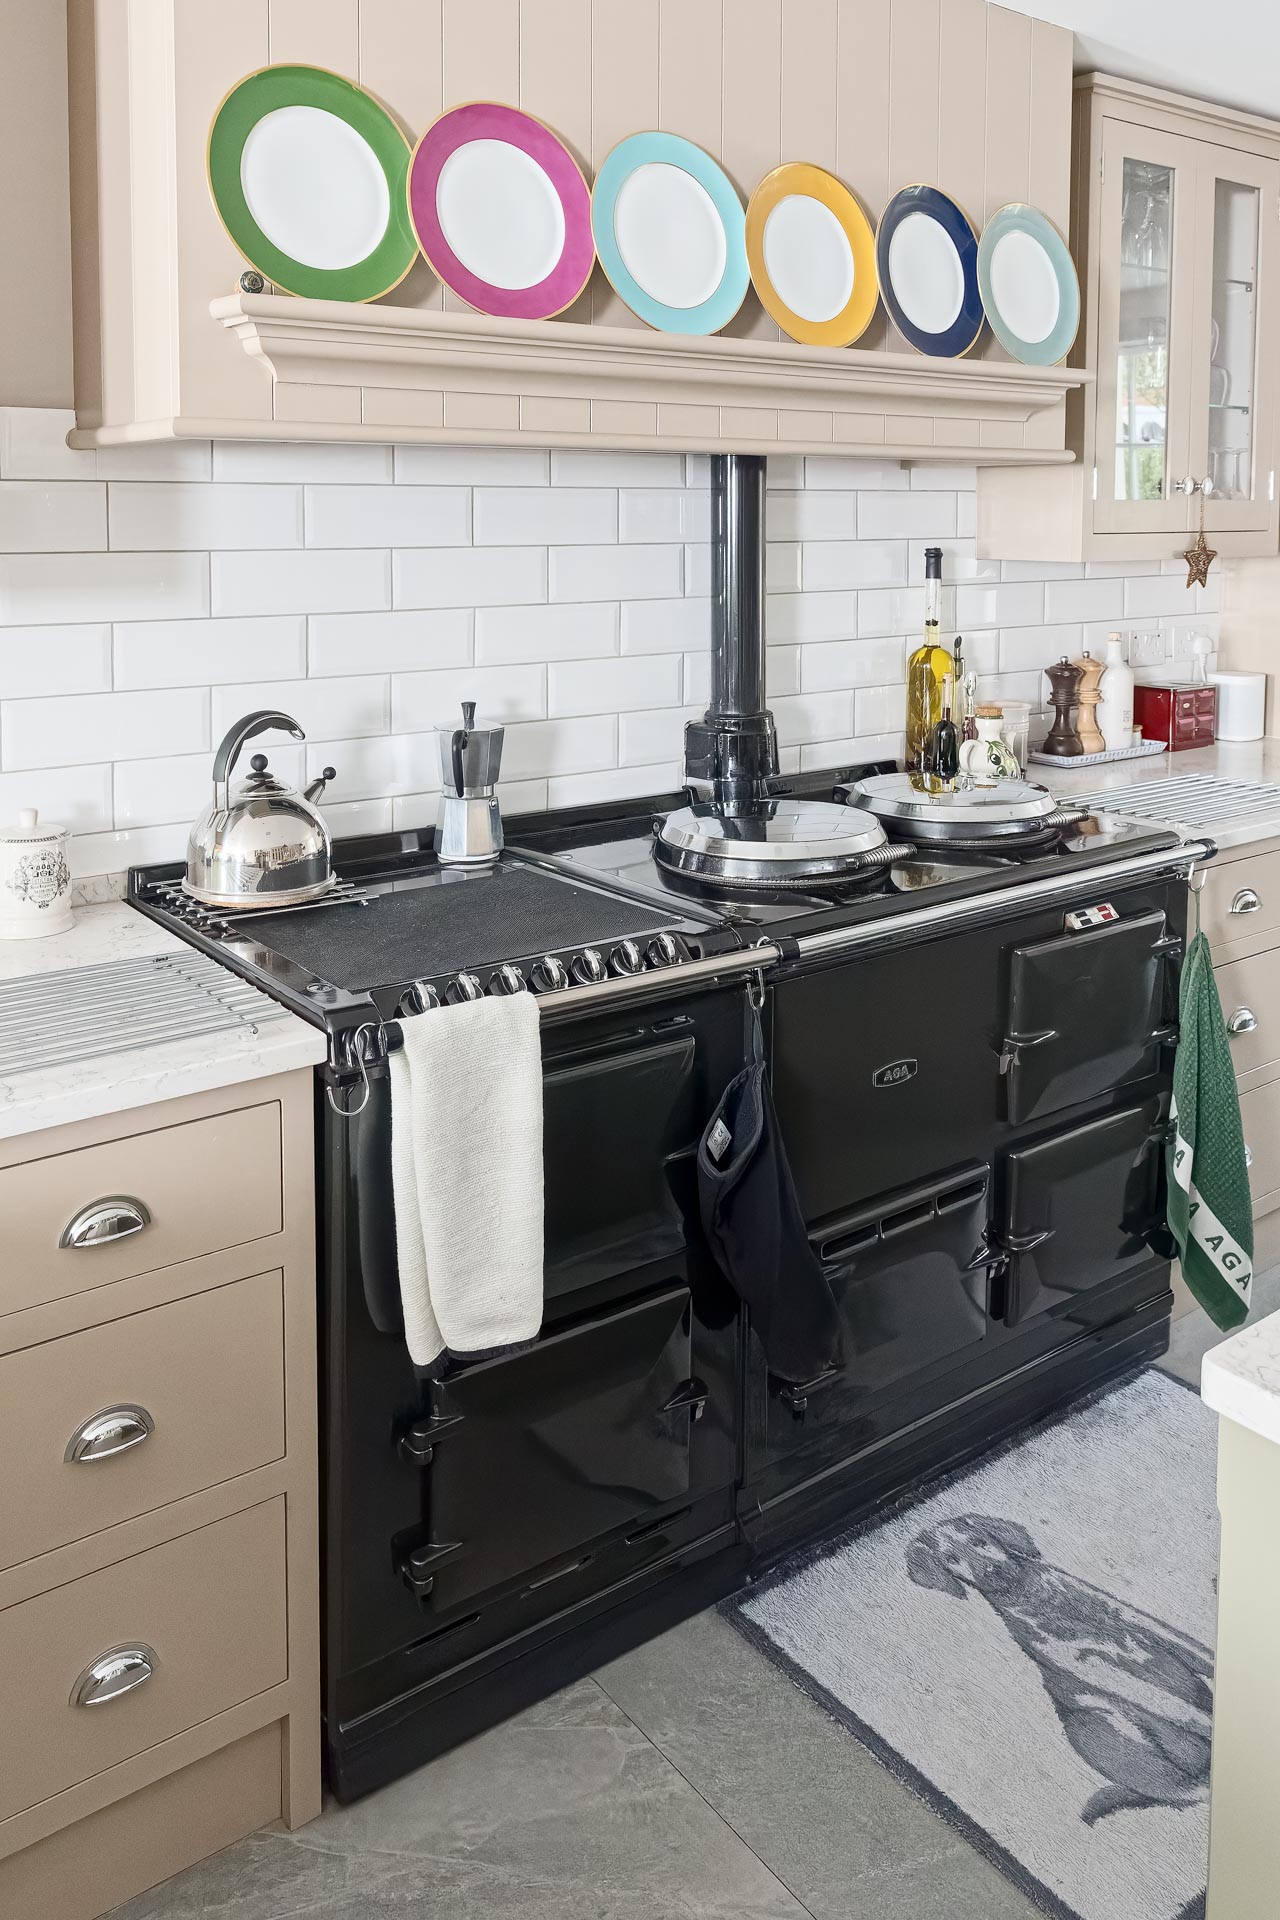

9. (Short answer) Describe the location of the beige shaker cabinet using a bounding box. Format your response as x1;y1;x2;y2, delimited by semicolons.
978;74;1280;562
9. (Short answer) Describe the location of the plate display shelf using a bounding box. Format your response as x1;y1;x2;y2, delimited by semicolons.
157;290;1092;461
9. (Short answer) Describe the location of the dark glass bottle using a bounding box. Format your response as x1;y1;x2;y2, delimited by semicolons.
930;706;959;781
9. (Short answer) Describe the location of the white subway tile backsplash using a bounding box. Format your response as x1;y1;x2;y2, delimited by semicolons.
0;624;111;697
114;615;307;689
210;676;389;743
309;608;471;676
618;489;711;543
803;539;907;592
858;491;956;539
475;487;616;545
110;483;302;552
0;409;1225;878
0;551;208;626
213;548;390;617
396;446;548;485
396;545;546;608
549;654;681;718
214;442;392;483
549;544;682;602
0;482;105;553
393;663;544;731
621;597;712;654
2;688;209;772
550;450;684;486
476;601;618;665
305;485;470;549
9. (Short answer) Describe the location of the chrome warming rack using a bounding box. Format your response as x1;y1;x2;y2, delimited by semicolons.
0;950;291;1077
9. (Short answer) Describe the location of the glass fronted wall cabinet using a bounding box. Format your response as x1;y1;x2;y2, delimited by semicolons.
977;74;1280;562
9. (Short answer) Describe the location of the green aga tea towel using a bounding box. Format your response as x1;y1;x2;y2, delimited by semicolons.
1168;929;1253;1330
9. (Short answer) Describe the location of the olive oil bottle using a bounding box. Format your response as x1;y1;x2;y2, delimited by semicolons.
906;547;952;772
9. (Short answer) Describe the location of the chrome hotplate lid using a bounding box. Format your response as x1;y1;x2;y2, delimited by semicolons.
655;798;889;881
841;771;1061;841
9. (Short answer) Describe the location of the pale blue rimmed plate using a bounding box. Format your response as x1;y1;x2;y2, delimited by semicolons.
591;131;749;335
978;204;1080;366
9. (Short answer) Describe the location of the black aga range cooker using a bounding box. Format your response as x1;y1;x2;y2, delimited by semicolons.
129;456;1210;1798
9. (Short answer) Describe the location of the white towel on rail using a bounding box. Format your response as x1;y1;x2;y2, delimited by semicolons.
389;992;544;1371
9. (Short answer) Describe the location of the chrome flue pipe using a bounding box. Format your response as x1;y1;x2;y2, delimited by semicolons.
683;453;778;812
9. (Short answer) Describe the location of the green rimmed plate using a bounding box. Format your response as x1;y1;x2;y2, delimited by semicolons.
977;203;1080;367
207;64;417;302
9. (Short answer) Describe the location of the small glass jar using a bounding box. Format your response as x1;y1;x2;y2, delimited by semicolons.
1000;700;1032;773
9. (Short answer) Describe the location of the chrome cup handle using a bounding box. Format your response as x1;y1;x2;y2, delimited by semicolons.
212;709;305;811
65;1404;155;1464
70;1645;157;1708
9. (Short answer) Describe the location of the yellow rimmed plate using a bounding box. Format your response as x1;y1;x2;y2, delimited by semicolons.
745;163;878;347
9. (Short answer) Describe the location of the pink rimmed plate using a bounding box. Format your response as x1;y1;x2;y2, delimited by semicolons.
407;102;595;319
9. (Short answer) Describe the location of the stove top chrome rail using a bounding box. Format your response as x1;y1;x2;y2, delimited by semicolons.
791;840;1213;961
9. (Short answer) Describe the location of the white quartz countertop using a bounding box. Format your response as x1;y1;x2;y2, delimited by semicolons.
1202;1310;1280;1445
0;902;326;1144
1041;738;1280;851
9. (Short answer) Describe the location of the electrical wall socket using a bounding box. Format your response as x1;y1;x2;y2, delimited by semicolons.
1129;629;1167;667
1171;627;1196;660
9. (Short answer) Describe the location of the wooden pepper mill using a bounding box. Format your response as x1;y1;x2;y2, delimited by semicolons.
1041;656;1084;757
1072;650;1106;754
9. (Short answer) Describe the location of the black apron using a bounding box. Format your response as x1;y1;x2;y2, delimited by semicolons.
697;1006;843;1386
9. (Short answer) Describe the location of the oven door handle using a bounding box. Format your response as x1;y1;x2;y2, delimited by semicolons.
999;1027;1057;1075
772;1364;843;1418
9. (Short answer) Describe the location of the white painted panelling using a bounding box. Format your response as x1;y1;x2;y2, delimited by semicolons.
475;602;618;665
309;609;472;676
0;624;111;697
305;485;470;549
549;544;683;602
393;663;545;731
212;549;391;617
395;545;547;608
474;487;617;546
0;552;208;626
548;655;682;718
2;688;209;771
209;677;390;743
0;410;1216;881
0;482;106;553
114;615;307;688
109;483;303;552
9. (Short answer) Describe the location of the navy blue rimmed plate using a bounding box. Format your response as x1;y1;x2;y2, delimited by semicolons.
876;185;983;357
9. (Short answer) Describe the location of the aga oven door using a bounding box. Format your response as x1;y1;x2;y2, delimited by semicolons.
399;1284;701;1614
760;1163;996;1467
997;1097;1170;1327
1001;909;1179;1124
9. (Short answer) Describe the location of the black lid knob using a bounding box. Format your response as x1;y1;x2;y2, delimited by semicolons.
250;754;268;772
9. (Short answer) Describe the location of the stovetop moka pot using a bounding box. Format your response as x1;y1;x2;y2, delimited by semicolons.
438;702;504;866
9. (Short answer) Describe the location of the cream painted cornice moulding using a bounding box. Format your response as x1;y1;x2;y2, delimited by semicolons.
165;294;1092;462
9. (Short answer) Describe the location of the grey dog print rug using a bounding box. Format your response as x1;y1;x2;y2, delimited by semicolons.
731;1371;1217;1920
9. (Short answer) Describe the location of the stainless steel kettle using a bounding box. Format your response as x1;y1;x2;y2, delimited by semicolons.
184;710;337;908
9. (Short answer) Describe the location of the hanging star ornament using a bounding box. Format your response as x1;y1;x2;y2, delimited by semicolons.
1182;525;1217;589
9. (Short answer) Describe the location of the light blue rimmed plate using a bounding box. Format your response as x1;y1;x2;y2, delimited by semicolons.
978;203;1080;366
591;131;749;335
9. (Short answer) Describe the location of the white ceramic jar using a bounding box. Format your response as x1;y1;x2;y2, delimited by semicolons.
0;808;73;938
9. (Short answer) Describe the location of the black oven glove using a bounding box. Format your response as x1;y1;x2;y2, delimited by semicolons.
697;1005;843;1386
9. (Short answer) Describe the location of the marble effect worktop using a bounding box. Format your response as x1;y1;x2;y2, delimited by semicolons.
0;901;326;1145
1041;737;1280;851
1202;1311;1280;1446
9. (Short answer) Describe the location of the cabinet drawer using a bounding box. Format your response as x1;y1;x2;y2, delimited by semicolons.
0;1500;286;1822
1203;851;1280;953
1240;1078;1280;1206
0;1103;282;1316
0;1273;285;1571
1218;950;1280;1079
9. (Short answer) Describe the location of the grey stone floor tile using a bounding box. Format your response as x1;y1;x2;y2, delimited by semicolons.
112;1677;808;1920
594;1608;1017;1918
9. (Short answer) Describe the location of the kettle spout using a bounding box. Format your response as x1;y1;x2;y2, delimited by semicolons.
304;766;337;805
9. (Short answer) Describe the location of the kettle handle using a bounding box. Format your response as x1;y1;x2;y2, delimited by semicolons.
213;710;305;811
